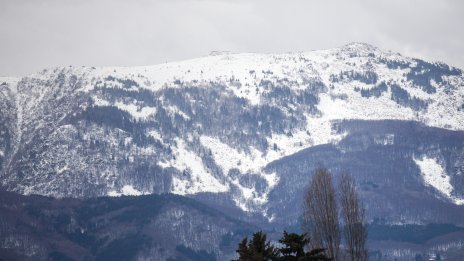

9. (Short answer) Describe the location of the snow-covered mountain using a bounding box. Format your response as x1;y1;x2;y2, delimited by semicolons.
1;43;464;225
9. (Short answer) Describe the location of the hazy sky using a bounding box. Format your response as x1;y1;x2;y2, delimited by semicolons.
1;0;463;76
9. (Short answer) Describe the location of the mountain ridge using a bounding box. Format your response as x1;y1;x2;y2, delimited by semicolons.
0;43;463;220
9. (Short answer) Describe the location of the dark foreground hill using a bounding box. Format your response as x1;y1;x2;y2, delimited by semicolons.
0;190;254;261
1;189;464;260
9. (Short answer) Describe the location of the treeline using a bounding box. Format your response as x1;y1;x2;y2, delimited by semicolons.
233;231;330;261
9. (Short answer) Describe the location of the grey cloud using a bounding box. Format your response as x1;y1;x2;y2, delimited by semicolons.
1;0;463;76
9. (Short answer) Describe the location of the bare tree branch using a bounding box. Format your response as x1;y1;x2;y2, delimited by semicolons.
339;173;368;261
303;167;341;260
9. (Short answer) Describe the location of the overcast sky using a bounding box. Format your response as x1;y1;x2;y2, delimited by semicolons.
1;0;463;76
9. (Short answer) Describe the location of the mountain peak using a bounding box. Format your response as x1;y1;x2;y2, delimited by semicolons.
342;42;378;51
209;50;233;56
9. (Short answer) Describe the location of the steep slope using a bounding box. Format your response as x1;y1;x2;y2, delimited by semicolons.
265;120;464;225
0;43;463;220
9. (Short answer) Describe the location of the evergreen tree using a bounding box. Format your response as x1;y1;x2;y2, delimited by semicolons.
236;238;253;260
278;231;330;261
233;231;278;261
233;231;330;261
279;231;309;258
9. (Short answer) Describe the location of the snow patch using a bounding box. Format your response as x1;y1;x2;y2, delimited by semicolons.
165;105;190;120
200;136;267;174
147;130;163;141
374;134;395;145
264;116;345;164
114;101;157;120
108;185;147;196
56;164;69;174
305;117;346;146
91;97;110;106
200;136;280;212
160;139;228;195
414;156;464;205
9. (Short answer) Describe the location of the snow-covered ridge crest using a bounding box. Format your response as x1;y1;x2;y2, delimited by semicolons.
81;42;464;130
